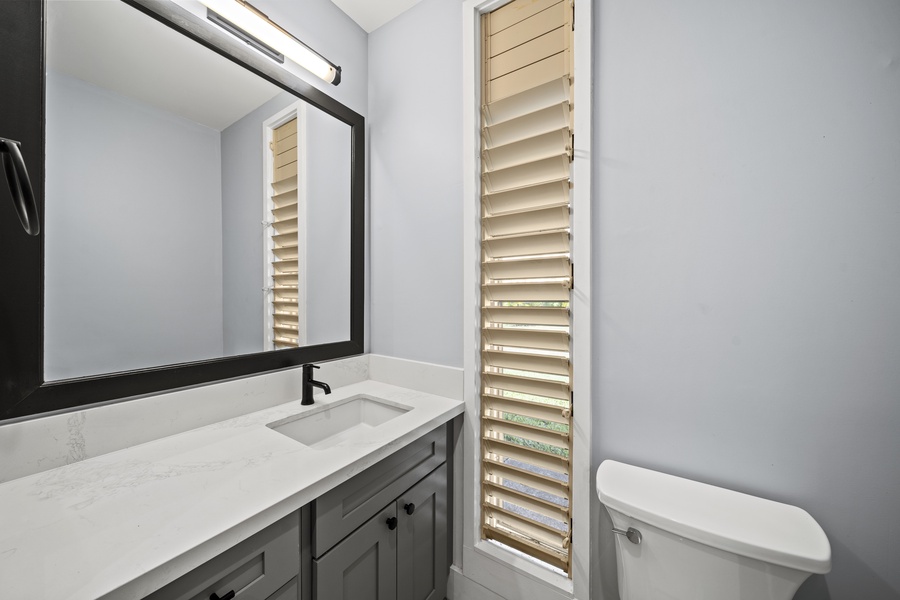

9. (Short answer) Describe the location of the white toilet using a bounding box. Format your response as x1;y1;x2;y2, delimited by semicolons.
596;460;831;600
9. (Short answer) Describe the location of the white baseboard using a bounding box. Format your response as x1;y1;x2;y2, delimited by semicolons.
449;566;508;600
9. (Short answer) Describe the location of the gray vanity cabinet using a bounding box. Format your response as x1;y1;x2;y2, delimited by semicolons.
309;425;450;600
313;465;448;600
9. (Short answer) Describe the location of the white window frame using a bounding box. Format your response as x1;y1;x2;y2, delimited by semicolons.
460;1;593;598
262;101;309;350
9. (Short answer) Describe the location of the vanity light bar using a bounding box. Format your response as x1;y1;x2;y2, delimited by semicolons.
207;10;284;64
198;0;341;85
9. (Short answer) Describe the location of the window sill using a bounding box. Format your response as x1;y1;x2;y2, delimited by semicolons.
464;539;574;599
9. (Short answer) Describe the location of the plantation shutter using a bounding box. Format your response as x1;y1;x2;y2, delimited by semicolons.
480;0;574;575
271;117;300;348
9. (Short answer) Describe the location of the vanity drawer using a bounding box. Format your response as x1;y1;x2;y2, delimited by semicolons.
145;512;299;600
267;576;299;600
311;424;447;557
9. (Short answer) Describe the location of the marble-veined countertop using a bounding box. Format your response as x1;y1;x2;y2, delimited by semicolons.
0;380;463;599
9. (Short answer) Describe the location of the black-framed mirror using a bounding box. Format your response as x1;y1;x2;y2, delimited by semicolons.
0;0;364;423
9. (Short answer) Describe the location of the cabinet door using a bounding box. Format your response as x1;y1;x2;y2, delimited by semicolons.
314;505;397;600
397;464;448;600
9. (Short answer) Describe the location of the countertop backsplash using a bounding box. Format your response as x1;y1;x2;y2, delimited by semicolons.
0;355;382;483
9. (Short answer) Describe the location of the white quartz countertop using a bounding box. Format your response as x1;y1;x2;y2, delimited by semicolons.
0;381;463;599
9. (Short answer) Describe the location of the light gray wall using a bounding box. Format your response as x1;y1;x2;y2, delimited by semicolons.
44;71;224;380
368;0;463;367
367;0;900;598
221;95;352;353
592;1;900;599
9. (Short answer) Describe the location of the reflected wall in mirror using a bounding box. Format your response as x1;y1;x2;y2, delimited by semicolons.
43;1;351;381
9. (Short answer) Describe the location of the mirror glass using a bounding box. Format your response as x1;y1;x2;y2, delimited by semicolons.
43;0;352;380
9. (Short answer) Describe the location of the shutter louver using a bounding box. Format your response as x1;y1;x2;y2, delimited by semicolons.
481;0;574;576
482;179;569;215
271;118;300;348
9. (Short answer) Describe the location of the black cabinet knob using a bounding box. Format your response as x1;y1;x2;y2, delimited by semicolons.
210;591;235;600
404;503;416;515
386;516;398;530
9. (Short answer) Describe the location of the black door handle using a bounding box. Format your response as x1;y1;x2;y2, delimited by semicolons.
386;516;398;530
210;591;235;600
0;137;39;236
404;503;415;515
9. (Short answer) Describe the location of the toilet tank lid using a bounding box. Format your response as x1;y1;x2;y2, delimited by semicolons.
596;460;831;575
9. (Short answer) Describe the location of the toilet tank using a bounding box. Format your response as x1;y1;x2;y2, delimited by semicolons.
596;461;831;600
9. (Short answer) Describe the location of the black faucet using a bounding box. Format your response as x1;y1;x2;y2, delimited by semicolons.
301;363;331;405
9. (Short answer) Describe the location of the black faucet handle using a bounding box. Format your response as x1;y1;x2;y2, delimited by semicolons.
301;363;320;382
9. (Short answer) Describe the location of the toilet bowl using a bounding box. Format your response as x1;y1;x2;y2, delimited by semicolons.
596;460;831;600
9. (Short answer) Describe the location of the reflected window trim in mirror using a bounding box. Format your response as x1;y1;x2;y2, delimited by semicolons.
195;0;342;85
264;101;309;350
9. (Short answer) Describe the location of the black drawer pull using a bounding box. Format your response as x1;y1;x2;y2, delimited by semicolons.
404;503;415;515
210;591;235;600
0;137;39;236
386;516;398;530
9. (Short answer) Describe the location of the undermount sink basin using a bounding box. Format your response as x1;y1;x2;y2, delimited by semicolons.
267;396;411;449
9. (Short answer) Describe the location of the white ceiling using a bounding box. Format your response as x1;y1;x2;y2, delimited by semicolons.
46;0;284;131
330;0;426;33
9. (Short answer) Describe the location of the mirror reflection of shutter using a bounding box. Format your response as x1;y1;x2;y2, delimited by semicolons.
480;0;574;576
271;117;300;348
